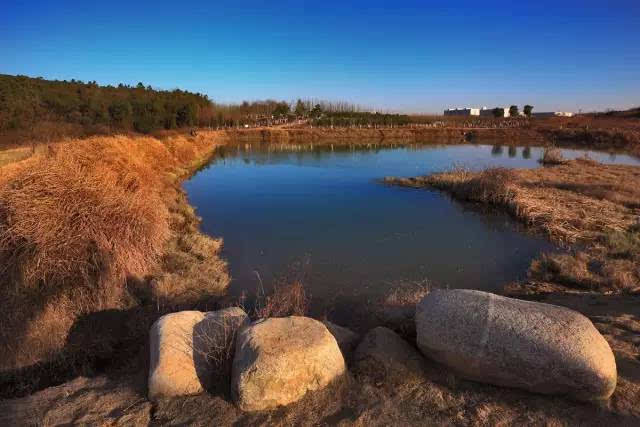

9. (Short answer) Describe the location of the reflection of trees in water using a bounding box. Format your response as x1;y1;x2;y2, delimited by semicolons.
209;142;453;166
491;145;503;156
508;146;517;158
522;146;531;159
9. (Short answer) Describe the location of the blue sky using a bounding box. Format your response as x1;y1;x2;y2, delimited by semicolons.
1;1;639;113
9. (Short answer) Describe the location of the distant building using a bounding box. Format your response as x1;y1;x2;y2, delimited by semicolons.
532;111;574;118
444;107;480;116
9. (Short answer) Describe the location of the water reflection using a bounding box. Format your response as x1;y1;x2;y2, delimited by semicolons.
186;143;640;316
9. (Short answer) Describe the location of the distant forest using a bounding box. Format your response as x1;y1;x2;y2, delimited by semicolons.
0;74;291;134
0;75;419;142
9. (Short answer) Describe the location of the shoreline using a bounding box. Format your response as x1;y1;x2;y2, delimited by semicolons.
1;127;639;422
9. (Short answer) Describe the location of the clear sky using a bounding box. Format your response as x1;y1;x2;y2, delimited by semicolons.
1;0;639;113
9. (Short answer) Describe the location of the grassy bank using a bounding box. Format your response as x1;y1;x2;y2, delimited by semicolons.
385;159;640;293
0;131;230;395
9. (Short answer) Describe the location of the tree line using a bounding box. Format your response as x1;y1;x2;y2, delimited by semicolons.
0;74;376;136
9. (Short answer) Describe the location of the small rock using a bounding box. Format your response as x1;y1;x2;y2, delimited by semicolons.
323;321;359;359
232;316;346;411
353;327;426;384
148;307;248;399
415;289;617;401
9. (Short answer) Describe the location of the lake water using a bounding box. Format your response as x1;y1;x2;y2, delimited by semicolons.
185;143;640;317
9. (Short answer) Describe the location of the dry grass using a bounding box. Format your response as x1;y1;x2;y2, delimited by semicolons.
387;159;640;292
382;279;431;307
151;189;230;308
254;281;308;319
0;131;229;373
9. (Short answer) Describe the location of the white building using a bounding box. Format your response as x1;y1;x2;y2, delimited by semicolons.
444;107;480;116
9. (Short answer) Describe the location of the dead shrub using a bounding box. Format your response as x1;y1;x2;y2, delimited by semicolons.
254;281;308;319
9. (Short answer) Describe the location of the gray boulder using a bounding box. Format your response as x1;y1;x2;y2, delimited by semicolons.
148;307;248;399
353;327;426;384
415;289;617;401
323;321;360;359
231;316;346;411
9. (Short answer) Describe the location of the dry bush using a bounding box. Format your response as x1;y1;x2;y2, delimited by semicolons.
254;281;308;319
539;147;566;165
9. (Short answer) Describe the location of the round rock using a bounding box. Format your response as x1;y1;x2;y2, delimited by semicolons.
231;316;346;411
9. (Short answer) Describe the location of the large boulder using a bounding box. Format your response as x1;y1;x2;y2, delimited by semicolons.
148;307;248;399
231;316;346;411
415;289;617;401
353;327;426;384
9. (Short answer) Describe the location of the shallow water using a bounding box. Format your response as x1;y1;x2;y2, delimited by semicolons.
185;143;640;314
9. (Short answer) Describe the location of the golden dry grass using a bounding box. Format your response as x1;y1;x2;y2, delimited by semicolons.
254;281;308;319
0;131;229;372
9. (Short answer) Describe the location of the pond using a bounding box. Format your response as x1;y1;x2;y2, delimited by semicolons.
184;143;640;318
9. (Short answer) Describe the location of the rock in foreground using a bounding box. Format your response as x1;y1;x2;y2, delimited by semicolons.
232;316;346;411
415;289;616;401
149;307;248;399
323;320;360;359
353;327;426;384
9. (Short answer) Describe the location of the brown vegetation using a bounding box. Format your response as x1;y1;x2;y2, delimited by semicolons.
387;159;640;292
0;131;230;379
539;146;566;164
254;281;308;319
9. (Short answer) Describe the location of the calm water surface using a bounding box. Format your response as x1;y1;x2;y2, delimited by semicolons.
185;143;640;314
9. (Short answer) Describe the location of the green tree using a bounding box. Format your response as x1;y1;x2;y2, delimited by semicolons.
492;108;504;118
509;105;519;117
294;99;307;117
523;105;533;117
311;104;322;118
108;100;132;125
273;102;290;117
